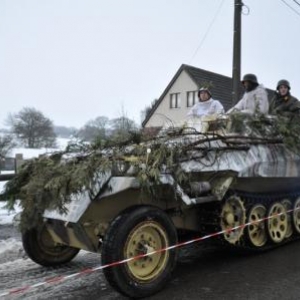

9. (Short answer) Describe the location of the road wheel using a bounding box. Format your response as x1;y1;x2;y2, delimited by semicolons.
101;206;178;298
220;196;246;244
281;199;293;238
293;197;300;234
247;204;267;248
22;224;80;267
267;202;287;243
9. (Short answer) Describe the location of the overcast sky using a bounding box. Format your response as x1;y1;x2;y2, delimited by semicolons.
1;0;300;128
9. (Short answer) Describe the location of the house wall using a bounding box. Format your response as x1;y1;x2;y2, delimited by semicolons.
145;70;198;128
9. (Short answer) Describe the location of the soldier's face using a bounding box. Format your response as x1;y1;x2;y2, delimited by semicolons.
243;81;251;91
199;91;210;102
278;85;289;96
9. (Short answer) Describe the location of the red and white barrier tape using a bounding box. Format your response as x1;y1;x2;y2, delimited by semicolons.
0;207;298;298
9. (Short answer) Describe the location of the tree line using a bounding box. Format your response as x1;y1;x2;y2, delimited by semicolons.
0;107;139;158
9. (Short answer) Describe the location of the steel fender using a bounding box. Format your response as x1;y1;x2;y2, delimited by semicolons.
99;176;140;198
43;177;139;223
43;171;112;223
43;191;91;223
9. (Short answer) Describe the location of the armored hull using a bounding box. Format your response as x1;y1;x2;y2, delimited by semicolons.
5;113;300;298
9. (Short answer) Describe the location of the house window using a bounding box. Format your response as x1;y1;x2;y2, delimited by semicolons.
187;91;197;107
170;93;181;109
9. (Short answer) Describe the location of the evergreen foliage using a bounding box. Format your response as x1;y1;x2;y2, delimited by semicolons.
2;113;300;230
0;134;16;159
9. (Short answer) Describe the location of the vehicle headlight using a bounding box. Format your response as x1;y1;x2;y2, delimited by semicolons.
112;160;129;175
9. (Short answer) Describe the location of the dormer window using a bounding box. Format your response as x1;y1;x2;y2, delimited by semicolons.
170;93;181;109
187;91;197;107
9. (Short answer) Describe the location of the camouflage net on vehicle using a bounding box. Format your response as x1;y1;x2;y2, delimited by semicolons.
2;112;300;230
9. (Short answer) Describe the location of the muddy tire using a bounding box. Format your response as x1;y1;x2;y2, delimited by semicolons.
22;225;80;267
101;206;178;298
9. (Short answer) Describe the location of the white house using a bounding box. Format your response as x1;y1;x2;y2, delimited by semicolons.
142;64;273;130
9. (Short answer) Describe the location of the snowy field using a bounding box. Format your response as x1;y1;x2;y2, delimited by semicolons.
9;137;72;158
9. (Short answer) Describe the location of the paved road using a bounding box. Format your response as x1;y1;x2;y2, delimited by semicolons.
1;224;300;300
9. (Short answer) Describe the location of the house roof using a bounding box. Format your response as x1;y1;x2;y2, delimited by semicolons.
142;64;274;127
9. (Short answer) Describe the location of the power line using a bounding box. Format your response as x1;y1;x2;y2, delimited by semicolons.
189;0;225;63
280;0;300;17
292;0;300;7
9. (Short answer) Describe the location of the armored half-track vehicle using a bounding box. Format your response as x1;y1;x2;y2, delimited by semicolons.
6;113;300;298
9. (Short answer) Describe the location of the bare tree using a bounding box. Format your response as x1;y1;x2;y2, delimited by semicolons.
110;116;138;142
54;125;77;138
110;105;139;142
0;134;16;159
77;116;109;141
8;107;56;148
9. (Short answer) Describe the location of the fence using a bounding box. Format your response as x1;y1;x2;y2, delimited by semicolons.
0;154;24;181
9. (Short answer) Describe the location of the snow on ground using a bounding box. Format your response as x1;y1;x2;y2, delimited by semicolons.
0;200;22;225
0;181;7;195
0;238;24;262
0;139;71;266
10;137;71;159
0;137;72;203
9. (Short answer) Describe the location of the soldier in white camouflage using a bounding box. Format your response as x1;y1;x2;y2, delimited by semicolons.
227;74;269;114
187;87;224;117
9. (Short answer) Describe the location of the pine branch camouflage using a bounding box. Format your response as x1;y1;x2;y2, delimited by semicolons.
2;113;300;230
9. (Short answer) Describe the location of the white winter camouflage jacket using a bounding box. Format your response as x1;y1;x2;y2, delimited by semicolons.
187;99;224;117
227;85;269;114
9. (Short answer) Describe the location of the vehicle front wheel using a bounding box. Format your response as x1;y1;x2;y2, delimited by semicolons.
101;206;178;298
22;224;80;267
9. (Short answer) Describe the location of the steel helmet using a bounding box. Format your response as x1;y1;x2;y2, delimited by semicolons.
241;74;258;84
198;87;212;97
276;79;290;90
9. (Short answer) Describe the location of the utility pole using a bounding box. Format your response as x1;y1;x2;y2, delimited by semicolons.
232;0;243;105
